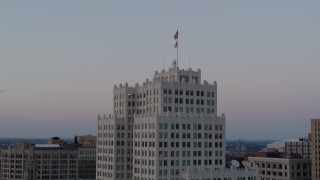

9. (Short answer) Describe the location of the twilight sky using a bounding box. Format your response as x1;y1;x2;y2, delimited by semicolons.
0;1;319;140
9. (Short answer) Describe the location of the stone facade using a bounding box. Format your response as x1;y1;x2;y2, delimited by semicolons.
96;65;226;180
248;157;311;180
311;119;320;180
0;140;78;180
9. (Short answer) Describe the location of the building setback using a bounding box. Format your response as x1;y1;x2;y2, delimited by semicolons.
97;64;227;180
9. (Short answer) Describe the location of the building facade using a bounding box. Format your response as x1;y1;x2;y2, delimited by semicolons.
180;166;258;180
284;139;311;159
0;140;78;180
311;118;320;180
97;65;226;180
248;156;311;180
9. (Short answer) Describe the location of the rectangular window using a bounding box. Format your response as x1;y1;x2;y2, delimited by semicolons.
186;90;189;96
159;123;163;129
179;90;183;95
190;90;194;96
175;89;179;95
163;106;167;112
164;88;167;94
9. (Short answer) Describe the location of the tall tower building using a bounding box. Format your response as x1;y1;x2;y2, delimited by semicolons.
97;64;226;180
311;118;320;180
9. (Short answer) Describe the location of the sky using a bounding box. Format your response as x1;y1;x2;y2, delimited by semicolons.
0;1;319;140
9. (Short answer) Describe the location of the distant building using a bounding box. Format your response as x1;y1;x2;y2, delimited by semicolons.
248;156;311;180
0;139;78;180
48;136;64;145
311;118;320;180
285;138;311;158
77;135;96;180
78;135;96;148
248;148;311;180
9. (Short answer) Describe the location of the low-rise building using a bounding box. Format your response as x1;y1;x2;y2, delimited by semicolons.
248;154;311;180
0;138;78;180
180;165;258;180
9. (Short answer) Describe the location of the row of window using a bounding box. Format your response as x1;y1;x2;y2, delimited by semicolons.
163;106;214;114
158;141;223;148
159;150;223;157
164;97;214;105
159;123;223;131
163;89;215;98
159;159;223;167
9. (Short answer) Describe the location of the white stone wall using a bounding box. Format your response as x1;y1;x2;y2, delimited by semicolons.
97;66;225;180
132;113;225;180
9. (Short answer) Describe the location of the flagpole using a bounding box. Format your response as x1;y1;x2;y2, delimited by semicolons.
177;37;179;68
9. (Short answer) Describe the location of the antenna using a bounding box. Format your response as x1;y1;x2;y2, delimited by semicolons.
231;160;240;168
188;54;191;68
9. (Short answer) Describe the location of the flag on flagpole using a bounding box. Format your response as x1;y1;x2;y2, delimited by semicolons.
174;42;178;48
174;30;178;40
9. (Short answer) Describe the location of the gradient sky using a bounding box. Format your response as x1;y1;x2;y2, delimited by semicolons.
1;1;319;140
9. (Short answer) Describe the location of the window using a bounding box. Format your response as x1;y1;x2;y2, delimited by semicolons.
163;106;167;112
164;97;167;103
